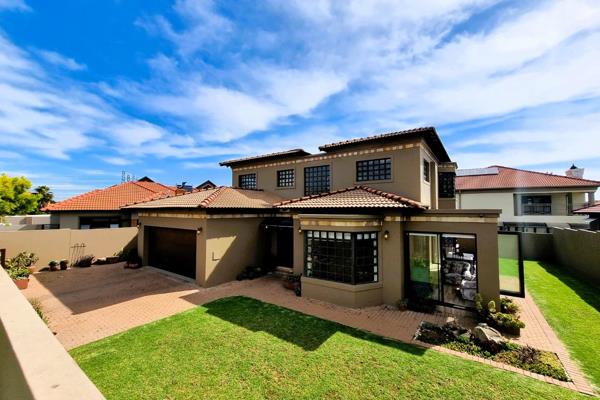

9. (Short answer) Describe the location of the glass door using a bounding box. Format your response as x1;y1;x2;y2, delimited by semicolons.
440;234;478;308
407;233;441;303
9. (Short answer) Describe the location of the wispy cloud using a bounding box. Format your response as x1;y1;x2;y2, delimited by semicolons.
0;0;30;11
102;156;133;166
36;50;87;71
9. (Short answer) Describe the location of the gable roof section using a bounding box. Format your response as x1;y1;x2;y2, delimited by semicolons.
318;127;451;162
574;201;600;214
219;149;310;167
124;187;284;209
276;186;423;209
456;166;600;191
45;181;175;212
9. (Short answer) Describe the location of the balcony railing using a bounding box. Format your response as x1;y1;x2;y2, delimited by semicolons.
521;203;552;215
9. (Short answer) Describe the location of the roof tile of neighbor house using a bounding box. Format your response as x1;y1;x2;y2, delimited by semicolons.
456;166;600;191
574;201;600;214
124;187;285;209
219;149;310;167
45;181;176;211
275;186;423;209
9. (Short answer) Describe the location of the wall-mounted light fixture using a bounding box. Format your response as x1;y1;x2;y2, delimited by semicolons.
298;227;303;234
197;227;203;235
383;230;390;240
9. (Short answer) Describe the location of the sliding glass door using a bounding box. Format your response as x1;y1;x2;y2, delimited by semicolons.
407;232;478;309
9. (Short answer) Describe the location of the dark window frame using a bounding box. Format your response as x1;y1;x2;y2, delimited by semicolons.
238;173;257;189
438;172;456;198
356;158;392;182
520;195;551;215
79;216;123;229
277;169;295;188
423;160;431;183
304;230;378;285
304;165;330;196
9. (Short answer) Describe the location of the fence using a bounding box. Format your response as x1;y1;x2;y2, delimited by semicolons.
521;228;600;284
0;227;137;267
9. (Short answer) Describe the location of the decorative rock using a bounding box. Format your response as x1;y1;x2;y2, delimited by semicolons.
473;323;504;345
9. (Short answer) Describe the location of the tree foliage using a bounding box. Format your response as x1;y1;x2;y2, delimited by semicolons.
34;185;54;211
0;174;40;216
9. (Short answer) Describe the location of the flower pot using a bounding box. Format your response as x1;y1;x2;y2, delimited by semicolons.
13;278;29;290
59;260;69;270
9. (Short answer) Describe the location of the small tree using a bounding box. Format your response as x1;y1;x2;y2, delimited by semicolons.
34;185;54;212
0;174;39;216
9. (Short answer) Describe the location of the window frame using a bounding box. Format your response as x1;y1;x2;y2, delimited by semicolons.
304;230;379;285
423;159;431;183
277;168;295;188
238;173;257;189
355;157;392;182
304;165;330;196
438;172;456;198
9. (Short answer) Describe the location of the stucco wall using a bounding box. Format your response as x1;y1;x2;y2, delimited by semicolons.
0;228;137;266
231;139;433;205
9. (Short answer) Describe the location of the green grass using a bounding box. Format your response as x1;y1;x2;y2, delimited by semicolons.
71;296;586;400
500;257;520;278
525;260;600;390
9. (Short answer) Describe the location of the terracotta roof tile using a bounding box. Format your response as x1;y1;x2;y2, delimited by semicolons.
276;186;423;209
574;201;600;214
45;181;175;211
124;187;284;209
456;166;600;191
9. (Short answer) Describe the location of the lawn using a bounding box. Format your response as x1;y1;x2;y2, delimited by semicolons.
71;296;586;400
525;260;600;391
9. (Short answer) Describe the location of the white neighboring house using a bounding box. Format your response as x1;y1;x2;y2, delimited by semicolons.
0;215;51;231
456;165;599;232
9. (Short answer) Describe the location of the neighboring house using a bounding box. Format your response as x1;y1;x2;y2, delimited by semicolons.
126;127;504;310
574;201;600;231
45;179;175;229
456;165;599;232
0;215;51;231
196;180;217;190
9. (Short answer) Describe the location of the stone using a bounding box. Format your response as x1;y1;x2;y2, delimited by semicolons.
473;323;504;345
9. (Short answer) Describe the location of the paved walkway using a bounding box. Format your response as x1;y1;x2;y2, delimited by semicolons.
23;263;594;396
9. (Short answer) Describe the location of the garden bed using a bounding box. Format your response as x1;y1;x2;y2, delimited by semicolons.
415;320;569;381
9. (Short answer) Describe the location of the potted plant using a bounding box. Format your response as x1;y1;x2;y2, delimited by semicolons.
124;249;141;269
48;260;59;271
6;252;39;273
59;259;69;270
9;266;30;289
283;273;301;292
75;255;94;268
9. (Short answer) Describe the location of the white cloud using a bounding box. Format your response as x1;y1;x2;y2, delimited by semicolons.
0;0;29;11
102;156;133;166
37;50;87;71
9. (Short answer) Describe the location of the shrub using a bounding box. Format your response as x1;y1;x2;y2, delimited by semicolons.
474;292;525;334
8;265;30;280
501;297;520;314
490;312;525;331
6;252;39;269
75;255;94;268
29;298;48;324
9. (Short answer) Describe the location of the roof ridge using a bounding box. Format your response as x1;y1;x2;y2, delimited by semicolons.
319;127;434;150
489;165;600;184
199;186;228;208
131;180;174;193
275;186;360;206
357;185;423;208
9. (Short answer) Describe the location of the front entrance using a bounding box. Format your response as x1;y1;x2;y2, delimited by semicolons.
406;232;478;309
146;227;197;279
263;218;293;269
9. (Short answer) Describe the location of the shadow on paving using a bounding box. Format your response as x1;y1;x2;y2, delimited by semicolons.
536;261;600;314
203;295;428;355
32;264;194;315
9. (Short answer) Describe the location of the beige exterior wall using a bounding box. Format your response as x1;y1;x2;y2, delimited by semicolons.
0;268;105;400
302;278;383;308
231;139;441;207
457;190;591;226
0;228;137;266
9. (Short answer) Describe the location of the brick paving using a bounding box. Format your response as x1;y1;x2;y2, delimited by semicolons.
24;264;595;396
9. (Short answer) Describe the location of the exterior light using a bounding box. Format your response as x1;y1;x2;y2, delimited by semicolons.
383;230;390;240
298;228;302;234
197;227;203;234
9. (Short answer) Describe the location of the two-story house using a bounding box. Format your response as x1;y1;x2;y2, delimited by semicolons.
456;165;599;232
127;127;506;310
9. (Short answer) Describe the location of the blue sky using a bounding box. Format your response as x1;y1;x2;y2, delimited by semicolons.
1;0;599;200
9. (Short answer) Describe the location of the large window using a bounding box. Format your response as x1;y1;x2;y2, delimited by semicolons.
304;165;330;195
439;172;456;198
305;230;378;284
238;173;257;189
79;216;122;229
423;160;431;182
356;158;391;181
520;195;551;215
277;169;295;188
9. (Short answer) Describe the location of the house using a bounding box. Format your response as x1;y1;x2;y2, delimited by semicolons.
127;127;503;309
196;180;217;190
456;165;600;232
45;179;175;229
574;201;600;231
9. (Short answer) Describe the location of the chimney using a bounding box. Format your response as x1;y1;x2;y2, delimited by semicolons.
565;164;584;179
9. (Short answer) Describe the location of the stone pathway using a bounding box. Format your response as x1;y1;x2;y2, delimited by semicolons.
23;263;595;396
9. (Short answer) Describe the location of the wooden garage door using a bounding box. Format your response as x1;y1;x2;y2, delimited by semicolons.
147;227;196;279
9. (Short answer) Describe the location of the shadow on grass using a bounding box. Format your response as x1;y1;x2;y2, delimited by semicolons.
203;295;427;355
535;261;600;313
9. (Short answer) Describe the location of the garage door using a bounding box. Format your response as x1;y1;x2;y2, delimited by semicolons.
147;227;197;279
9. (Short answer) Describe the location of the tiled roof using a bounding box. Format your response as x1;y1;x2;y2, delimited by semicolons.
44;181;175;211
219;149;310;167
318;127;451;162
276;186;423;209
574;201;600;214
456;166;600;191
124;187;285;209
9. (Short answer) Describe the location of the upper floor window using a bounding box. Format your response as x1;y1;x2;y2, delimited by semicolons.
423;160;431;183
277;169;295;188
239;173;257;189
304;165;330;195
520;195;551;215
438;172;456;198
356;158;391;182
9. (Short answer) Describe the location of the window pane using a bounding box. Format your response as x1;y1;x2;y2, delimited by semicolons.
407;233;440;301
356;158;391;181
304;165;330;195
277;169;295;187
239;173;257;189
